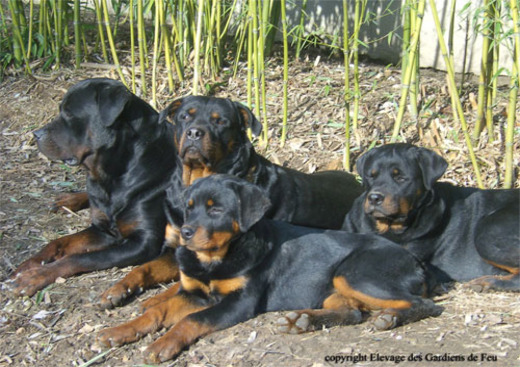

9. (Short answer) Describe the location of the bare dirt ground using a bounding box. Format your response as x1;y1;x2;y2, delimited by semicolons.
0;58;519;367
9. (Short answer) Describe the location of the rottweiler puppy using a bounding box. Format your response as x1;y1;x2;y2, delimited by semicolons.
98;174;442;363
99;96;364;308
342;143;519;291
9;78;178;297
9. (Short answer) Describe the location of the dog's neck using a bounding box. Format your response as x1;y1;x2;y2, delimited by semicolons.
177;226;271;281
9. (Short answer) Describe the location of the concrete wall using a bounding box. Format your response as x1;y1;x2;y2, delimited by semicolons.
286;0;514;75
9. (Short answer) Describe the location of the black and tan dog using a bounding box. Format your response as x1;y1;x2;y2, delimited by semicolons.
98;175;441;363
99;96;364;308
342;143;520;291
9;78;178;296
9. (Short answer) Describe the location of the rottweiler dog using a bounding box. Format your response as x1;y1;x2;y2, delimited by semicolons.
9;78;178;297
98;175;442;363
342;143;520;291
99;96;364;308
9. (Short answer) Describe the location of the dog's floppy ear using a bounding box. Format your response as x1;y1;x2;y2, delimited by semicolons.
235;102;262;137
414;147;448;190
97;83;132;127
159;98;184;125
230;179;271;232
355;148;376;182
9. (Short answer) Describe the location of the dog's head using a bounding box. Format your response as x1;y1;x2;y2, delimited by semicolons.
159;96;262;186
179;175;270;264
355;143;448;234
33;78;159;173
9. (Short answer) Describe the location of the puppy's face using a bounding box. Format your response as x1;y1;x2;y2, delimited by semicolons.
356;144;447;234
160;96;262;185
33;78;155;171
180;175;270;263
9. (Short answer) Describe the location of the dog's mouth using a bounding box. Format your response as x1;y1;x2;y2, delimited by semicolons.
369;211;409;234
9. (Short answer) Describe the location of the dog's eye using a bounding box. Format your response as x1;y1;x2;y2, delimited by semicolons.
179;112;191;121
392;169;406;183
214;117;228;126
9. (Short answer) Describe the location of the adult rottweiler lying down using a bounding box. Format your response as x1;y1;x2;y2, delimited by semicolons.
9;78;178;297
99;96;364;308
98;175;442;363
342;143;520;291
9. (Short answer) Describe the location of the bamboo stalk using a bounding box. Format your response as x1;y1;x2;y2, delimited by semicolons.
428;0;483;188
251;0;262;131
128;0;136;92
504;0;519;188
26;0;34;59
101;0;127;86
258;0;268;146
474;0;492;141
74;0;81;68
391;0;426;141
343;0;352;171
94;0;108;62
159;0;175;91
137;0;147;95
280;0;289;147
408;0;419;121
352;0;363;130
295;0;308;59
151;1;161;107
192;0;205;94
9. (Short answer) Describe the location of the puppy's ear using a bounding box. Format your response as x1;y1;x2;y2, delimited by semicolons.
231;180;271;232
414;147;448;190
235;102;262;137
355;148;376;183
98;84;132;127
159;98;184;125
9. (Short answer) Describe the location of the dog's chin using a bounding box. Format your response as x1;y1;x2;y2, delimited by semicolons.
369;211;409;234
181;146;210;166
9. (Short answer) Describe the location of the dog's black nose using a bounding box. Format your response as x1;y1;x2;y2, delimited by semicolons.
368;192;385;206
181;226;195;240
186;128;204;140
33;128;45;140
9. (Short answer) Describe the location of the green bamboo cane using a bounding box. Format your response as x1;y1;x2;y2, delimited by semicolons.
258;0;269;146
159;0;175;91
295;0;308;59
38;0;46;51
428;0;483;188
391;0;425;141
8;0;30;71
55;0;63;67
74;0;81;68
402;0;411;79
474;0;492;141
247;4;254;111
101;0;127;87
26;0;34;59
486;0;501;143
94;0;108;62
128;0;136;93
151;0;161;107
280;0;289;147
408;0;419;121
343;0;352;171
352;0;363;130
504;0;519;188
166;1;184;83
137;0;147;95
192;0;205;94
0;3;7;36
251;0;262;132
